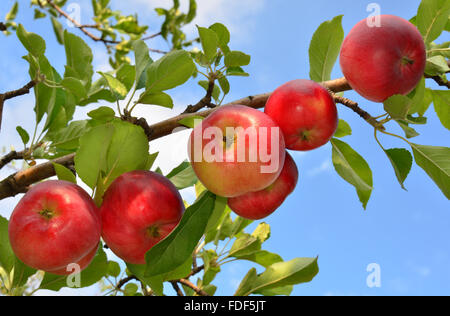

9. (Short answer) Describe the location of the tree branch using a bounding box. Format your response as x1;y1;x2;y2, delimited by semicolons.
183;78;217;114
425;74;450;89
0;79;38;131
177;279;209;296
170;281;184;296
331;93;386;131
116;275;139;290
0;77;355;200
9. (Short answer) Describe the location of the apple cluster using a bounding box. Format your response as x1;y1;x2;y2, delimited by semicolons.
6;14;426;275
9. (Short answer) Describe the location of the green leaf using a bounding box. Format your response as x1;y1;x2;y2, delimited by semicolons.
383;95;412;119
47;120;88;150
34;9;46;20
432;90;450;130
218;76;230;95
60;77;87;102
229;234;262;258
64;30;94;86
417;0;450;45
178;115;204;128
418;88;433;116
133;40;153;89
237;250;284;268
137;91;174;108
104;120;150;188
146;50;195;92
75;123;114;189
0;216;15;273
411;143;450;199
0;216;37;289
40;245;108;291
16;24;46;57
425;55;450;76
166;161;198;190
6;2;19;21
145;152;159;170
197;26;219;63
209;23;230;49
116;63;136;92
331;138;373;209
257;285;294;296
408;77;426;115
334;119;352;138
226;66;249;77
98;72;128;100
124;283;138;296
16;126;29;145
87;106;116;122
50;17;64;44
204;195;227;234
396;120;420;139
52;162;77;183
144;192;216;277
384;148;413;190
107;261;121;278
309;15;344;82
224;51;251;68
235;258;319;296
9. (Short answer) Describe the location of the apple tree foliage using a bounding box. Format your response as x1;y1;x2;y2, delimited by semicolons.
0;0;449;296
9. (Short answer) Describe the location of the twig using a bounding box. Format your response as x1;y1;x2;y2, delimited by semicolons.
142;32;162;41
116;275;139;290
425;75;450;89
0;22;6;31
0;79;38;130
177;279;209;296
170;281;184;296
0;151;25;170
331;93;386;131
183;78;217;114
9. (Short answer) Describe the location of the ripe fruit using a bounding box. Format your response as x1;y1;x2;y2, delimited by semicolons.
188;104;286;198
264;79;338;151
100;170;184;265
340;14;426;102
8;180;101;274
228;152;298;220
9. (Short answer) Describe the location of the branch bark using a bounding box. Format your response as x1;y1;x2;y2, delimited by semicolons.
177;279;209;296
0;77;356;200
0;79;38;130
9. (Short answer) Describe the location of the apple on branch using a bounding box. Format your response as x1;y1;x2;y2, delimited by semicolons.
264;79;338;151
188;105;286;198
228;151;299;220
340;14;426;102
8;180;101;275
100;170;185;265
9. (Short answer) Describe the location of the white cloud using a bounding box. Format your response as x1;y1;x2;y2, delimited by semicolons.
307;159;332;177
111;0;266;43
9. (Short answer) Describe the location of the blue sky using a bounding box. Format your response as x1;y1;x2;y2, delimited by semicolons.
0;0;449;296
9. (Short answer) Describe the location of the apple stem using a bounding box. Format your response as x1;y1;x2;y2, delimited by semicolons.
401;56;414;65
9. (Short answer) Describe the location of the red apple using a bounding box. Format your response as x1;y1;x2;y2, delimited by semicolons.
264;79;338;151
8;180;101;273
188;104;286;198
340;14;426;102
100;170;184;265
228;152;298;220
